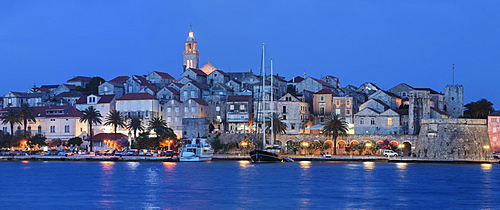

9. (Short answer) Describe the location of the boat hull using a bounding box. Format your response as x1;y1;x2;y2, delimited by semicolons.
249;150;284;162
179;156;212;162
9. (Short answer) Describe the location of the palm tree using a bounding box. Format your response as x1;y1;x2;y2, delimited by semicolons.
148;117;168;138
127;118;144;142
464;99;494;119
19;103;36;134
104;110;126;140
2;109;21;136
80;106;102;152
266;113;287;143
321;114;349;155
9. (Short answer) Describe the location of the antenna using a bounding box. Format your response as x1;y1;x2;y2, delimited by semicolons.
452;64;455;85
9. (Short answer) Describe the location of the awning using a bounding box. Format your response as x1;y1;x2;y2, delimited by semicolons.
306;124;324;130
247;125;257;129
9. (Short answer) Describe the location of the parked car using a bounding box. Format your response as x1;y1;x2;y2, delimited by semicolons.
58;150;74;156
44;150;59;156
383;150;398;157
164;150;179;157
493;152;499;159
126;149;139;156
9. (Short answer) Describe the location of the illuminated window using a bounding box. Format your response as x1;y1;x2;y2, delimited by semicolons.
336;100;340;106
319;107;325;115
387;118;393;126
346;109;351;115
346;100;351;106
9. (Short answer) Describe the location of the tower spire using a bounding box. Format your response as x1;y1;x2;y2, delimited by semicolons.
183;25;199;70
452;63;455;85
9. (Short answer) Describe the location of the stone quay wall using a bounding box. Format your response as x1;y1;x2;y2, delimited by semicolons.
207;133;417;145
414;118;491;160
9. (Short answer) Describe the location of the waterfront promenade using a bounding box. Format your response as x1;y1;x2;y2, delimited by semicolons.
1;154;498;164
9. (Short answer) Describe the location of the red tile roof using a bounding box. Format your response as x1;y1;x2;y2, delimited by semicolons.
67;76;92;82
393;109;409;115
75;95;116;104
310;77;335;88
314;89;334;94
109;76;129;84
431;107;450;116
187;68;208;76
153;71;175;80
212;69;229;77
288;76;304;83
190;98;208;106
2;105;83;118
117;93;158;101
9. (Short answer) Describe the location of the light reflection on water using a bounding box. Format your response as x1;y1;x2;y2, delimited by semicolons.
1;161;500;209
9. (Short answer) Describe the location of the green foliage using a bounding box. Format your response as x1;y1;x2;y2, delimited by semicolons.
75;77;105;95
104;110;126;140
285;141;301;155
29;134;47;147
48;138;63;148
19;104;36;133
2;109;21;136
80;106;102;151
321;114;349;155
135;131;160;149
463;98;494;119
148;117;176;140
67;137;83;146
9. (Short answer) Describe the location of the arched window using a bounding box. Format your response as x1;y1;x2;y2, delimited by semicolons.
38;126;42;133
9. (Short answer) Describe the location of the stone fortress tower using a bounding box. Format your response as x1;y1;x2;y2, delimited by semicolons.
183;28;199;70
408;90;431;135
444;85;464;118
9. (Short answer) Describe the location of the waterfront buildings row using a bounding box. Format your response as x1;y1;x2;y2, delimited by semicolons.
3;28;492;154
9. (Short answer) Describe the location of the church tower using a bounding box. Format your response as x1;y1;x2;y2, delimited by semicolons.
183;28;199;70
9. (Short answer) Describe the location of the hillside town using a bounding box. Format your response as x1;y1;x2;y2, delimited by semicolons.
0;29;496;158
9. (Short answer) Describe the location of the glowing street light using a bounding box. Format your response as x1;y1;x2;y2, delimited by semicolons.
165;140;173;150
365;142;372;147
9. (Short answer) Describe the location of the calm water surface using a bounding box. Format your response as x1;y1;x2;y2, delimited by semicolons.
1;160;499;209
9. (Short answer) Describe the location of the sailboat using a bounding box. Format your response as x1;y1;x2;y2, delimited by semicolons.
249;44;293;163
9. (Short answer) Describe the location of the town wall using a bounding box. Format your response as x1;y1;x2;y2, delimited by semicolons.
414;118;491;160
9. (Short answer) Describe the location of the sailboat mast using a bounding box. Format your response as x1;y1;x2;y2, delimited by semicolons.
270;59;274;145
261;43;266;149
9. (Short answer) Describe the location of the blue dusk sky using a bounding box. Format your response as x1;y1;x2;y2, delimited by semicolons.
1;1;499;108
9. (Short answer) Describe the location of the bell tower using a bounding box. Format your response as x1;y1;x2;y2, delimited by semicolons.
183;27;199;70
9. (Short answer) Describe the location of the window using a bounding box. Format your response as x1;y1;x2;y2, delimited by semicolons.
50;126;56;133
167;107;172;112
336;100;340;106
216;106;220;111
175;107;179;112
185;107;189;112
38;126;42;133
387;118;393;126
291;124;295;129
175;116;180;122
28;126;31;132
64;125;70;133
494;127;497;133
283;115;287;120
320;117;324;123
346;109;351;115
3;127;7;133
240;105;245;110
492;118;498;122
230;105;234;110
336;109;340;115
190;90;195;97
360;118;365;125
191;106;196;112
167;117;172;122
320;96;324;101
183;91;188;97
370;118;375;125
283;106;286;113
320;106;325;115
346;100;351;106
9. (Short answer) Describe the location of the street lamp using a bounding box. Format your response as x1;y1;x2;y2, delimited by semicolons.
165;140;173;151
483;145;491;160
302;141;310;155
398;144;405;156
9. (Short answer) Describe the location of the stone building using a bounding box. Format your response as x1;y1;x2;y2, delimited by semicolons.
115;93;159;130
146;71;176;87
3;92;47;108
488;111;500;152
226;95;253;132
295;77;336;95
276;93;309;134
66;76;92;88
98;76;129;98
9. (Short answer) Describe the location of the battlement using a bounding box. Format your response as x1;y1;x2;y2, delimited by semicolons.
421;118;486;125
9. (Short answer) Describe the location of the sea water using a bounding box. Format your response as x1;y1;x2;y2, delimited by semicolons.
1;160;499;209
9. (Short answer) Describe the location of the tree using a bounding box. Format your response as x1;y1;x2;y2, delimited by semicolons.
28;134;47;148
80;106;102;152
266;113;287;143
464;99;494;119
104;110;126;140
148;117;176;139
19;103;36;134
75;77;105;95
68;137;83;147
127;118;144;142
321;114;349;155
2;109;21;136
48;138;63;148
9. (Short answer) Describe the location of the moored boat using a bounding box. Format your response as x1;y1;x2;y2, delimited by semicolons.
250;145;293;162
179;138;214;162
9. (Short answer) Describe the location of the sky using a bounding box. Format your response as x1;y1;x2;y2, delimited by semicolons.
1;1;499;108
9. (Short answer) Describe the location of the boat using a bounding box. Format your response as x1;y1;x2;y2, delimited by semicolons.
179;138;214;162
249;44;292;163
